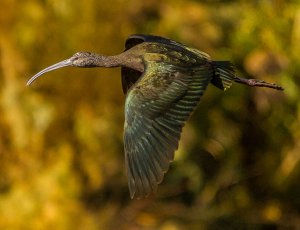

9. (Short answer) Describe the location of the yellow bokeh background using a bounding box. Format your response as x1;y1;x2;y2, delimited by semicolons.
0;0;299;229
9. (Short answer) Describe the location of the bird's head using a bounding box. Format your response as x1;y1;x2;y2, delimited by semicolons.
27;52;105;86
69;52;100;67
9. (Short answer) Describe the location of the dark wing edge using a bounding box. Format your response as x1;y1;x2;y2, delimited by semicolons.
121;35;146;95
125;34;186;50
121;68;142;95
124;64;213;199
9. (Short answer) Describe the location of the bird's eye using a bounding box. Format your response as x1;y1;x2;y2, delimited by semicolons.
71;56;79;62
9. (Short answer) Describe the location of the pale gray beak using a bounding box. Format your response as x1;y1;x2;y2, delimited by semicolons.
27;59;72;86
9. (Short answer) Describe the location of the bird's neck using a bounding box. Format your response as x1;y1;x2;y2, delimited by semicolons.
94;54;122;68
94;52;144;72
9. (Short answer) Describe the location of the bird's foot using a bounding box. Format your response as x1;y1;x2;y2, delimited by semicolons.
234;77;284;91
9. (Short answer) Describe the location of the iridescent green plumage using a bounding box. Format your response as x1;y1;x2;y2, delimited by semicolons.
27;34;283;199
121;35;217;198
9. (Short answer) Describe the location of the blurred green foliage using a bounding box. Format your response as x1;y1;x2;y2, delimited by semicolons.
0;0;299;229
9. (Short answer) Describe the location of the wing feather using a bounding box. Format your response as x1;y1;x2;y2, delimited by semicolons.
121;34;211;95
124;60;213;199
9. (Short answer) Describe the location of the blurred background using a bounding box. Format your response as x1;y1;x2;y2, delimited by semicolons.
0;0;299;229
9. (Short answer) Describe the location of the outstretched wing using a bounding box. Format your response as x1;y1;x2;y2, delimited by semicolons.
121;34;211;94
124;57;213;199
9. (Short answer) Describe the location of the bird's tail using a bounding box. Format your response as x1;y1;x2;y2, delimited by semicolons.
211;61;235;91
211;61;284;91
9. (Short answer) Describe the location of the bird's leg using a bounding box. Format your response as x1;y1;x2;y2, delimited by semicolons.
233;76;284;91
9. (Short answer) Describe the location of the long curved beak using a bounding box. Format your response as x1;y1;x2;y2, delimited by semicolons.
27;59;72;86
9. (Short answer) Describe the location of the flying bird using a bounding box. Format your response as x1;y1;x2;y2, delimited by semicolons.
27;34;283;199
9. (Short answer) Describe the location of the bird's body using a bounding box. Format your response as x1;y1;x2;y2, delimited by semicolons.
27;34;283;199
